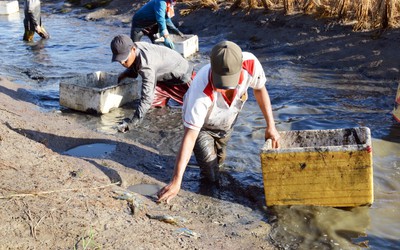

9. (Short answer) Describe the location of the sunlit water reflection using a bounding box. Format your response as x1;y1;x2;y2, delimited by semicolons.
0;8;399;250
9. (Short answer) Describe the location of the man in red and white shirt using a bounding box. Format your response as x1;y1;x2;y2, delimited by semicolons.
158;41;280;203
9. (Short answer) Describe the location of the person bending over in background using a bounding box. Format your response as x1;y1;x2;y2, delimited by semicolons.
157;41;280;203
23;0;50;42
130;0;183;49
110;34;194;132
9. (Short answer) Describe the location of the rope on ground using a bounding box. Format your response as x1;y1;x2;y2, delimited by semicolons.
0;182;120;199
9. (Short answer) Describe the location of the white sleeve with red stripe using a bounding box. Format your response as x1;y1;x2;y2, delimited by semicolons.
182;64;213;131
242;52;267;90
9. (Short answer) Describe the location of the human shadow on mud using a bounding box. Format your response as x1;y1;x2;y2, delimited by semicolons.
84;158;123;184
0;80;60;112
7;123;269;211
5;124;176;185
0;84;39;107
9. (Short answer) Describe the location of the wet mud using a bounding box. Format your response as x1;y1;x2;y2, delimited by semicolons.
0;0;399;249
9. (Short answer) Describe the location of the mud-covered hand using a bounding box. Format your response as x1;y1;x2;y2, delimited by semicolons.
157;180;181;204
117;117;143;133
164;36;175;49
265;127;280;149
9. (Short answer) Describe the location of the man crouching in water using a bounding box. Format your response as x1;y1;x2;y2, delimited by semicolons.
110;34;195;132
157;41;280;203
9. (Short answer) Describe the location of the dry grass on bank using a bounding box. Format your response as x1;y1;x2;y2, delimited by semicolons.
178;0;400;31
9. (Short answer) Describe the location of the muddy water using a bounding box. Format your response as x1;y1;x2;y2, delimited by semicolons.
64;143;116;158
0;11;123;110
1;10;399;250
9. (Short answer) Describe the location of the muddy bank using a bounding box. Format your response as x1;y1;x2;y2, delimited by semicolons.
0;75;274;249
0;3;276;248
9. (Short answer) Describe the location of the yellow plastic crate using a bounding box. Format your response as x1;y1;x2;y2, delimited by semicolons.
260;127;373;207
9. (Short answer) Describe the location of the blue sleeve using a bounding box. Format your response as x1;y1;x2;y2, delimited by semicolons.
166;18;180;34
154;0;168;36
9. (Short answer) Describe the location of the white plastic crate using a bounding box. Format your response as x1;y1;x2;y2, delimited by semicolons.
0;1;19;15
59;71;140;114
155;34;199;58
0;10;19;21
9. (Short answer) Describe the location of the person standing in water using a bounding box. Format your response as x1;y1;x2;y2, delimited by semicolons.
23;0;50;42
